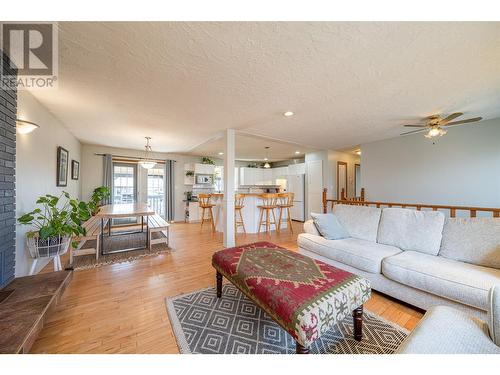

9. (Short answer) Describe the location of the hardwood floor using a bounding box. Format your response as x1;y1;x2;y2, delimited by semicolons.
31;221;423;353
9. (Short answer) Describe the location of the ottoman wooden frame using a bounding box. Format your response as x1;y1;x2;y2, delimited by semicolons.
212;241;371;354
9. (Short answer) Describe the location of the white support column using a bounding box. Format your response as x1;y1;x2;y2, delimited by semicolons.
223;129;236;247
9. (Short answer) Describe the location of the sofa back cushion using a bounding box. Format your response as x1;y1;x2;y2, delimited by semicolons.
310;213;350;240
377;208;445;255
332;204;382;242
439;218;500;269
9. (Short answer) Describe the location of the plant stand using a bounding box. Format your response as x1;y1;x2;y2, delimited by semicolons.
27;235;71;275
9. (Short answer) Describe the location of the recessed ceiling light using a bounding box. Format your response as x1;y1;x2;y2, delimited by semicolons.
218;152;224;155
295;151;300;155
283;111;294;117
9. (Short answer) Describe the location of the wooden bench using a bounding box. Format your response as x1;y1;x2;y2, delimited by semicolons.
69;216;109;266
147;214;170;249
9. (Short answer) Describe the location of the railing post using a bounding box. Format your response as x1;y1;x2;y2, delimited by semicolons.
322;188;327;213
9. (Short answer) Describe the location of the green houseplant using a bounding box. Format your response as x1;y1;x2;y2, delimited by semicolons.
88;186;111;216
18;192;92;259
201;156;215;165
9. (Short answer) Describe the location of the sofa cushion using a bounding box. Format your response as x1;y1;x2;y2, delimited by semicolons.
310;213;349;240
332;204;382;242
382;251;500;310
489;285;500;346
396;306;500;354
303;219;320;236
439;218;500;269
297;233;401;274
377;208;445;255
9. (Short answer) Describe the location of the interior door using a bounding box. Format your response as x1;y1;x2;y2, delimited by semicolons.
337;161;348;199
306;159;323;217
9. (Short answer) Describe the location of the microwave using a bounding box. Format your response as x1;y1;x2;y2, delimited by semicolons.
196;174;213;184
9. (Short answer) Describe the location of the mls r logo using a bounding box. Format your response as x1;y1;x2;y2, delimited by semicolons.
2;23;54;76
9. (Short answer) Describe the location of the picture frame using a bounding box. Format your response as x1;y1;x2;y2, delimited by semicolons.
71;160;80;180
57;146;69;187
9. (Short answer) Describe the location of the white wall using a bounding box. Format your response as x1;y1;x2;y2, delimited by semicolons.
16;91;82;276
80;144;203;222
361;119;500;207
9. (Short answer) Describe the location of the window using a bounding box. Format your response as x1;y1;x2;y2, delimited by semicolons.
147;167;165;218
113;163;137;204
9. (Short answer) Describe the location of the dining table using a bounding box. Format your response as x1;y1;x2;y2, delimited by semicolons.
95;203;156;254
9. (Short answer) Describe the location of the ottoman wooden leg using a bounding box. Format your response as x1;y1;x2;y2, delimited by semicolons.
216;271;222;298
296;342;310;354
353;305;363;341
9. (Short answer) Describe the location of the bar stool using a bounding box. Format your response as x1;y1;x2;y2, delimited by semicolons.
198;194;216;232
234;194;246;234
257;193;279;233
277;192;294;233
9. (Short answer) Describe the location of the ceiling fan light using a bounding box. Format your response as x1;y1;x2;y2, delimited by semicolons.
264;162;271;169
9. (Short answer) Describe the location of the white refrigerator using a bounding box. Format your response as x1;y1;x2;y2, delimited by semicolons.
286;174;305;221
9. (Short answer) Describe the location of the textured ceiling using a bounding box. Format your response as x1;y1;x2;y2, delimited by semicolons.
29;22;500;153
191;132;315;161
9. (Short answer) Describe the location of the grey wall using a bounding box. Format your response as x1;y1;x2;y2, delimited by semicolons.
0;51;16;288
361;119;500;207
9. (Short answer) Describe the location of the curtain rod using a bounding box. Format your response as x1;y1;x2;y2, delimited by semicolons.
94;153;177;162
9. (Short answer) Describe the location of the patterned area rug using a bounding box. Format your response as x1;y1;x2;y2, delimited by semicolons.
72;231;170;271
166;284;408;354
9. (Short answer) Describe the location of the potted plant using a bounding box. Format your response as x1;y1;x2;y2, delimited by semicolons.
18;192;91;260
201;156;215;165
185;171;194;177
88;186;111;216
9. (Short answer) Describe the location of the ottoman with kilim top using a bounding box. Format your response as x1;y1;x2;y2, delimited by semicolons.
212;241;371;354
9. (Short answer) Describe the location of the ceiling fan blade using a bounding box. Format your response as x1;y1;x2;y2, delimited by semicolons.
403;124;427;127
439;112;463;125
400;128;428;136
442;117;483;126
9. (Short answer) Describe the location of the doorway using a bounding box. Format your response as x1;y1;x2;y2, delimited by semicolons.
355;163;361;197
337;161;347;200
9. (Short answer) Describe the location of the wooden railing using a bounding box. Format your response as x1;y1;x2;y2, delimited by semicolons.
322;188;500;218
340;187;365;202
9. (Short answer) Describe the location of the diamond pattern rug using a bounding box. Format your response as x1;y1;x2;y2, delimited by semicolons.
166;284;408;354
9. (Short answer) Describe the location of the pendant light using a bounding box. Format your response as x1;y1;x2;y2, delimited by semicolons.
263;147;271;169
138;137;156;169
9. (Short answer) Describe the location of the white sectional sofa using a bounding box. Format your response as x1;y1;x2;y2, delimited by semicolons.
298;204;500;318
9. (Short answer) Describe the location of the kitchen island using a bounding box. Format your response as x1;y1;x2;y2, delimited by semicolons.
185;193;290;233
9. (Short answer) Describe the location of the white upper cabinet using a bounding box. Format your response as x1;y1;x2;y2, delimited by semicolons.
288;163;305;175
272;166;289;179
194;163;215;175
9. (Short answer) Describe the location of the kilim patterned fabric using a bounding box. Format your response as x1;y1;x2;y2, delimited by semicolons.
212;241;371;347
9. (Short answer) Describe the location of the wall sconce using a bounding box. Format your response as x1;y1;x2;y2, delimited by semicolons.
16;119;40;134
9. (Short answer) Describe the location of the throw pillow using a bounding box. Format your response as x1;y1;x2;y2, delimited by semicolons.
310;213;349;240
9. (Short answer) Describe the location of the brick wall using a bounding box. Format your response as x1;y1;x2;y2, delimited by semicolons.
0;50;17;288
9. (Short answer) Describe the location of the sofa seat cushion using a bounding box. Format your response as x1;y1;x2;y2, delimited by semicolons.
332;204;382;242
397;306;500;354
440;217;500;269
297;233;402;274
377;208;445;255
382;251;500;310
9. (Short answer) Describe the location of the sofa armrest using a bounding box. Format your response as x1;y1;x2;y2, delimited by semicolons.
488;285;500;347
303;220;321;236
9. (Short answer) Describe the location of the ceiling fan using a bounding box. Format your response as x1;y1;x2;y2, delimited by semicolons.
401;112;483;138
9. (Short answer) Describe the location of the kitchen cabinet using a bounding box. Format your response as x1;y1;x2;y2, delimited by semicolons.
288;163;305;175
272;166;289;179
194;163;215;175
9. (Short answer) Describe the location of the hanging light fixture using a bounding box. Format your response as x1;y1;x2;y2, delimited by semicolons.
263;146;271;168
138;137;156;169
